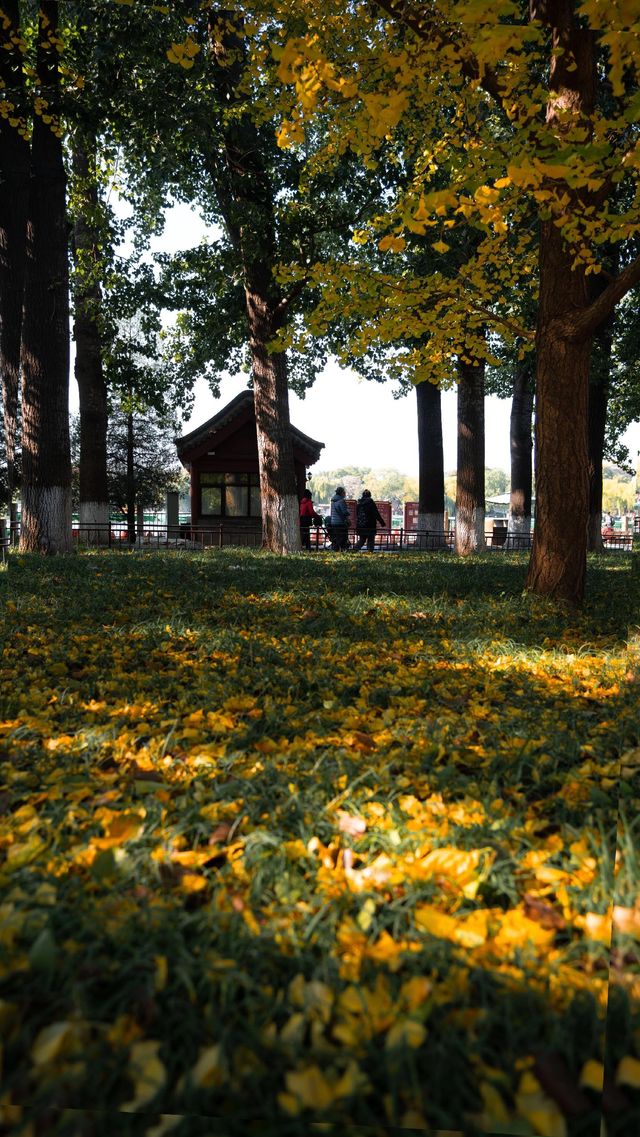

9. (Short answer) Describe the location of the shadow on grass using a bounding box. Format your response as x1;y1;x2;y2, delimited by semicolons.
2;550;638;1136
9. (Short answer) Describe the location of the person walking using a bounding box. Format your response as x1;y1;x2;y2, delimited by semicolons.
299;489;322;550
355;489;385;552
329;486;350;551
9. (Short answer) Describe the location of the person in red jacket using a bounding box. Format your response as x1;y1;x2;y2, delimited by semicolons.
299;489;323;550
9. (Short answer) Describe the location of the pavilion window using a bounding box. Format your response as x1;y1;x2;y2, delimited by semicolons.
200;472;260;518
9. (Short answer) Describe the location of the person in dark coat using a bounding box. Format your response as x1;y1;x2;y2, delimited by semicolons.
329;486;350;551
355;489;385;552
299;489;322;550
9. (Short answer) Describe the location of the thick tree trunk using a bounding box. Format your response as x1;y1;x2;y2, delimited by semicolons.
455;356;485;555
246;288;300;552
0;0;29;510
526;222;591;600
416;379;445;544
72;134;110;541
509;359;534;538
525;0;595;602
20;2;71;554
207;11;300;552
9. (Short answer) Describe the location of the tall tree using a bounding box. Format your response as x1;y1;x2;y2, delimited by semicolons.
415;379;445;539
71;130;110;538
20;0;72;553
0;0;29;512
272;0;640;601
455;353;485;555
205;11;299;553
508;356;534;541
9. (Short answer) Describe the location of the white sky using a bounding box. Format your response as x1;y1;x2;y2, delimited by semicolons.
180;367;512;477
70;202;640;479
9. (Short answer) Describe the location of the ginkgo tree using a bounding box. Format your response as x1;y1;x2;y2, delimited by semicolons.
260;0;640;602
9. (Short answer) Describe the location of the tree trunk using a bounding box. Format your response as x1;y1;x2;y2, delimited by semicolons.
455;355;485;555
20;1;71;554
246;287;300;552
207;11;300;552
416;379;445;545
0;0;29;511
72;133;110;541
126;409;136;544
509;357;534;538
526;220;591;600
525;0;595;602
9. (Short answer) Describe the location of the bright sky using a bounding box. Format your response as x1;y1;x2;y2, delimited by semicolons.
70;202;640;479
180;367;512;477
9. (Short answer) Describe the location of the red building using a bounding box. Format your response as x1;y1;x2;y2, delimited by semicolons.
175;391;324;541
404;502;419;531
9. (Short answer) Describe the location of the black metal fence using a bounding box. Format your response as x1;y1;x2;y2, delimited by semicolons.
2;518;635;557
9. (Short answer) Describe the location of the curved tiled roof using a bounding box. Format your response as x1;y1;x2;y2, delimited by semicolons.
175;389;324;461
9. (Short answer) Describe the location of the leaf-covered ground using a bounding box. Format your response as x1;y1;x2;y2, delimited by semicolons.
1;549;639;1137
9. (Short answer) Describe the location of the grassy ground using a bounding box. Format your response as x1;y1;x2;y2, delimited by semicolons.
1;548;639;1137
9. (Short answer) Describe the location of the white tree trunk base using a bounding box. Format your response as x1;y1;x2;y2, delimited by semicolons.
508;514;532;535
79;501;110;545
416;512;446;548
20;485;72;554
456;508;485;555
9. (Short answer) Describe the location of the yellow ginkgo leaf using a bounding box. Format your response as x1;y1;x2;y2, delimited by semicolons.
432;240;450;254
415;905;459;940
579;1059;604;1092
284;1064;335;1111
190;1044;227;1088
378;234;406;253
31;1021;75;1066
615;1055;640;1088
95;810;145;848
121;1040;166;1112
385;1018;427;1050
515;1071;567;1137
575;912;612;944
333;1059;369;1099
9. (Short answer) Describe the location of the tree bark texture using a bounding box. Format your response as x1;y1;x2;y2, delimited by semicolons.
0;0;29;509
207;11;299;552
509;359;534;536
526;220;591;600
20;1;71;553
525;0;595;602
72;134;110;540
455;356;485;555
415;379;445;543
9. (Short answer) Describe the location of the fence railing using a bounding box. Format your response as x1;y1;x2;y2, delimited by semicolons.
1;519;634;555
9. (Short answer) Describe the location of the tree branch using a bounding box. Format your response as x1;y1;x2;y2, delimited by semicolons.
566;254;640;341
274;277;309;321
372;0;504;105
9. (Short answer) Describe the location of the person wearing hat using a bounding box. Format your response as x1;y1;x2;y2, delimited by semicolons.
329;486;350;551
355;489;385;552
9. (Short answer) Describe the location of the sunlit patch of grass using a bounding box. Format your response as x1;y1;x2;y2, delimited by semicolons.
1;548;638;1136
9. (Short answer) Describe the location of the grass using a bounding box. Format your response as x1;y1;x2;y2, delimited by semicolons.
0;547;639;1137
